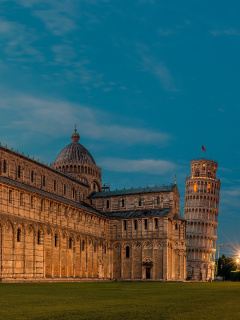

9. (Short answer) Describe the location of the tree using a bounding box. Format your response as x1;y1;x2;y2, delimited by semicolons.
217;255;237;280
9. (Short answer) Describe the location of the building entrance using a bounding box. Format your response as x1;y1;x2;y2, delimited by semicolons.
146;267;151;279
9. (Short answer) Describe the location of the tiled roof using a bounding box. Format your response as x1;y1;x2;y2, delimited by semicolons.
104;209;174;219
90;185;175;198
0;176;103;217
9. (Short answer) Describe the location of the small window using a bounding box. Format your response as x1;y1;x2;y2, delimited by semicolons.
18;165;21;178
126;246;130;258
31;196;34;209
144;219;148;230
124;220;127;231
82;240;85;251
175;223;178;230
3;160;6;173
107;200;110;209
37;230;41;245
72;188;75;199
64;184;66;195
157;197;160;205
122;199;125;207
42;175;45;187
139;198;142;206
134;220;138;230
9;190;12;203
155;218;158;229
41;199;44;211
93;183;96;190
31;170;34;183
54;180;56;191
69;238;73;249
17;228;21;242
20;193;24;206
37;230;41;244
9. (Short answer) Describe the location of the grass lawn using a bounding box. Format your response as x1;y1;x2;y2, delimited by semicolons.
0;282;239;320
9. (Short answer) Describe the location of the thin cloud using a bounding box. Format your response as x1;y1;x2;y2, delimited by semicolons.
158;28;174;36
99;158;176;174
137;45;179;92
0;92;171;146
210;29;240;36
0;18;41;59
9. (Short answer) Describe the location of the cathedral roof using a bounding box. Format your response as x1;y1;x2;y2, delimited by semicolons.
0;176;102;216
103;208;184;219
54;129;96;165
90;185;176;198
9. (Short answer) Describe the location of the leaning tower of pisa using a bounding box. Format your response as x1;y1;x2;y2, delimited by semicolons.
183;158;221;281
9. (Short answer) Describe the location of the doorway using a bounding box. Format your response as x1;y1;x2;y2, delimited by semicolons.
146;267;151;279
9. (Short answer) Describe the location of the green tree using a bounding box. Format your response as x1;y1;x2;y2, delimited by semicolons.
217;255;237;280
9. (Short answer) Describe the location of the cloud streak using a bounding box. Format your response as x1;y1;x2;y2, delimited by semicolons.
210;29;240;36
0;91;171;146
137;45;179;92
99;158;176;174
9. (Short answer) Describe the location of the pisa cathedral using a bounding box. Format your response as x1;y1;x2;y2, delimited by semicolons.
0;129;220;282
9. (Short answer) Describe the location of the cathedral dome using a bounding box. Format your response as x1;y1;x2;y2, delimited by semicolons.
54;130;96;165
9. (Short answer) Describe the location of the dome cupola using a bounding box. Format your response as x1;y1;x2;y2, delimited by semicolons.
54;129;95;165
53;128;101;192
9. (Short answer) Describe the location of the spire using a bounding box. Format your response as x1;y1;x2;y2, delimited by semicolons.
71;125;80;142
174;175;177;185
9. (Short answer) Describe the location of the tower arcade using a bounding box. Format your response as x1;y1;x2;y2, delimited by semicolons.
183;158;220;281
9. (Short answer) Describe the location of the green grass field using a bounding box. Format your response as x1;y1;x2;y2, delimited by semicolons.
0;282;239;320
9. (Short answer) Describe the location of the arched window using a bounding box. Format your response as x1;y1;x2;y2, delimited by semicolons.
64;184;66;195
124;220;127;231
175;223;178;230
155;218;158;229
42;175;45;187
207;171;211;178
122;199;125;207
72;188;75;199
69;237;72;249
17;228;21;242
107;200;110;209
94;243;97;253
93;183;96;190
37;230;41;245
82;240;85;251
3;160;6;173
139;198;142;206
196;169;200;177
18;165;21;178
104;245;106;254
54;180;56;191
157;197;160;205
31;170;34;183
126;246;130;258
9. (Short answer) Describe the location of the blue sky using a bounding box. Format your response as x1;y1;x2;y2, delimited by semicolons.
0;0;240;256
